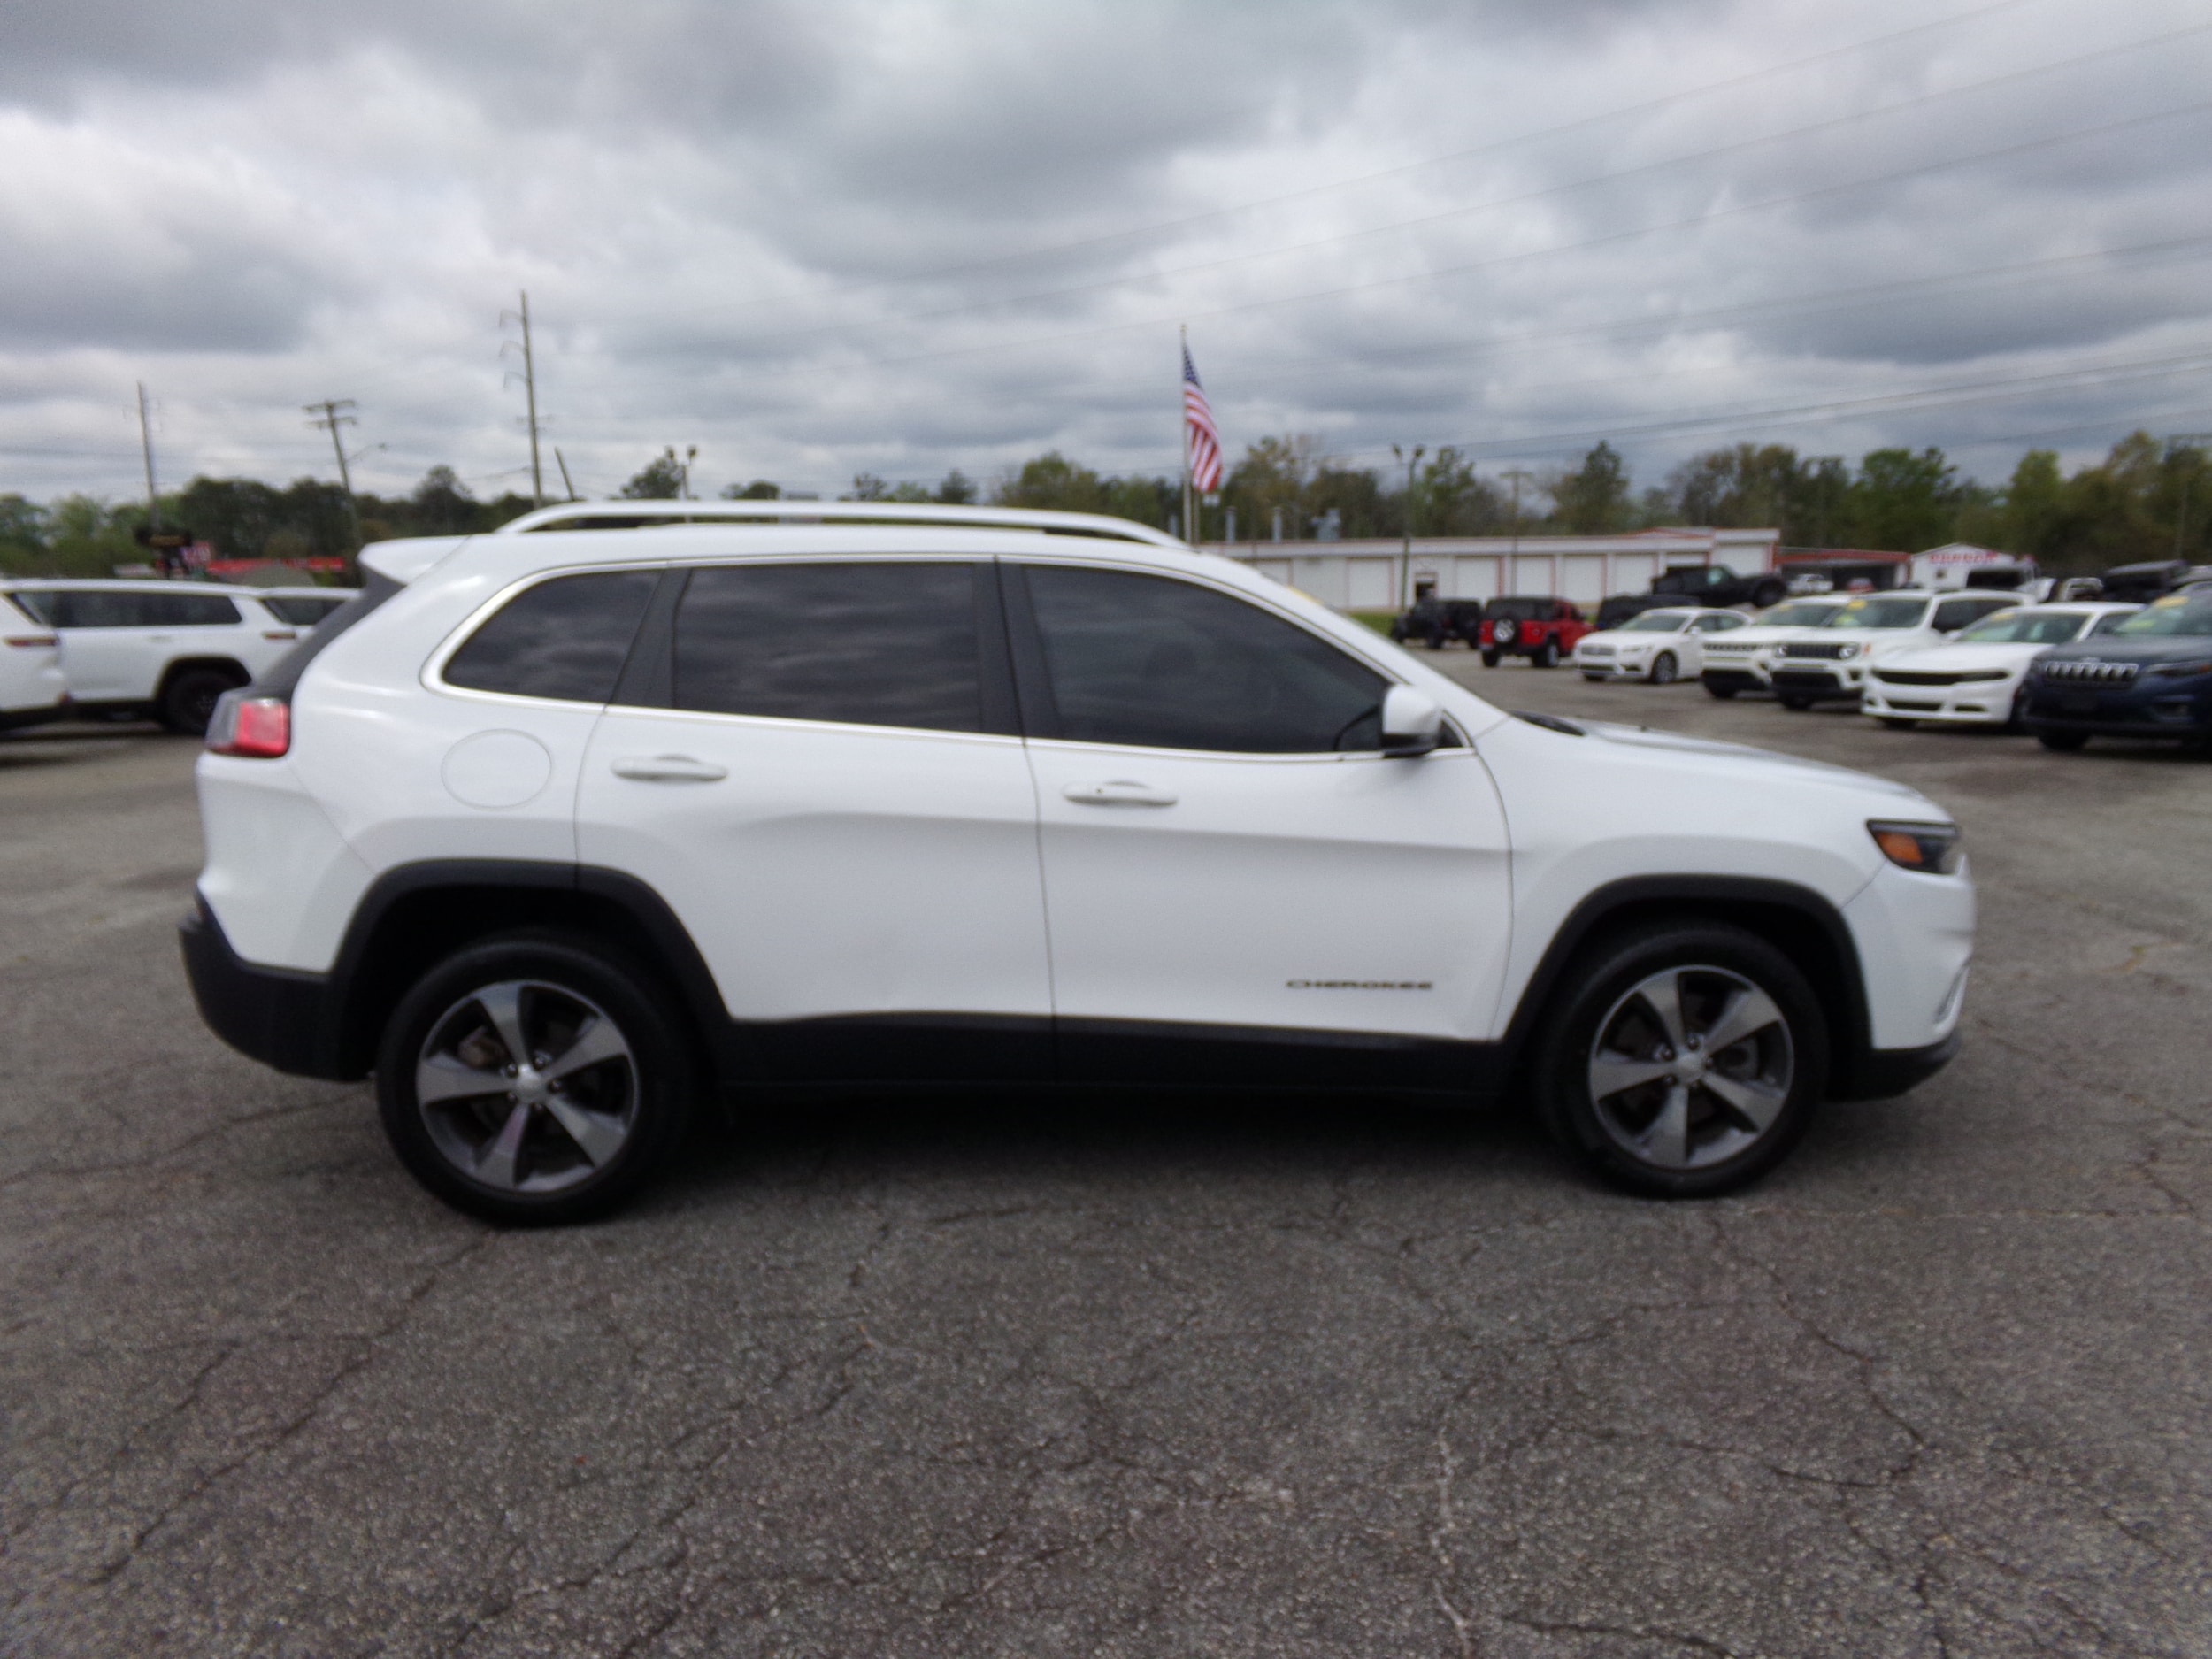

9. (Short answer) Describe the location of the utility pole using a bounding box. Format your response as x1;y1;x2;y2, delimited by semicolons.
305;398;362;551
136;382;161;532
1502;467;1537;566
1392;442;1425;609
502;290;545;507
682;444;698;502
555;448;579;502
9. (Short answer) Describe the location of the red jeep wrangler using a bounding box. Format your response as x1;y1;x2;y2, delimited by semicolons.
1479;596;1591;668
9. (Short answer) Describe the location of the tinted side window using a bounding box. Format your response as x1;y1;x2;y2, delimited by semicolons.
444;570;657;703
164;593;242;626
1025;565;1388;753
38;591;157;628
260;595;349;626
673;562;983;733
1932;598;1986;631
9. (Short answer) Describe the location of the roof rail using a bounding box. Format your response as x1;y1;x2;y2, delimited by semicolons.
492;499;1188;549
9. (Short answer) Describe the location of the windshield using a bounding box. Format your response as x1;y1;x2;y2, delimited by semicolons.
1831;596;1930;630
2109;592;2212;637
1953;609;2090;645
1757;602;1842;628
1619;611;1690;632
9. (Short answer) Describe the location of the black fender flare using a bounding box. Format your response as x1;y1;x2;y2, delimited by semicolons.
1494;875;1877;1098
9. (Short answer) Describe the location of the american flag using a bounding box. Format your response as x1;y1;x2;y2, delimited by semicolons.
1182;343;1223;493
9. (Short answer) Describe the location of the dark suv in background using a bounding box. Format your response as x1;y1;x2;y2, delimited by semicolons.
2021;588;2212;750
1388;595;1485;649
1651;564;1787;610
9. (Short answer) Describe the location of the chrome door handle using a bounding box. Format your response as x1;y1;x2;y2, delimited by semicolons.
611;755;727;783
1063;780;1178;807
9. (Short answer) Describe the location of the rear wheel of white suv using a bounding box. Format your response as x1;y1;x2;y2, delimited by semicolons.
1534;920;1825;1198
375;932;696;1225
160;667;241;736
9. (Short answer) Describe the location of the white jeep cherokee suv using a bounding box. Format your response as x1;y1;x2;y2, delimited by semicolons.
181;503;1974;1223
1695;595;1855;700
4;579;303;733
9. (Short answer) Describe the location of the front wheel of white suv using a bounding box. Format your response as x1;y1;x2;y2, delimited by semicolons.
375;932;697;1225
1534;920;1827;1198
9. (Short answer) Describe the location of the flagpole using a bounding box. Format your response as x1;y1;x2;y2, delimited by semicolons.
1179;324;1194;545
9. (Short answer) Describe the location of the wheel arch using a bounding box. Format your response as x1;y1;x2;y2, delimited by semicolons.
1497;876;1871;1100
326;860;732;1085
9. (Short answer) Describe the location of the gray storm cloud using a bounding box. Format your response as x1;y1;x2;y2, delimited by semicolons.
2;0;2208;501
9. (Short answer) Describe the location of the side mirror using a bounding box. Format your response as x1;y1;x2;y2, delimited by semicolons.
1380;686;1443;757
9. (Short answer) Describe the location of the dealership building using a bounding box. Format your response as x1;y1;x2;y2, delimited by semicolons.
1202;527;1782;611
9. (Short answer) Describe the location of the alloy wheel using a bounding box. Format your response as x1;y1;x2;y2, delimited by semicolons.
1586;964;1794;1171
414;979;640;1193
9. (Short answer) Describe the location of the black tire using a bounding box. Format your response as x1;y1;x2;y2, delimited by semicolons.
158;668;240;736
1878;718;1916;731
2036;730;2089;751
1532;639;1560;669
1750;579;1786;608
1648;652;1678;686
1778;695;1814;711
375;931;698;1225
1534;919;1827;1199
1703;681;1738;700
1481;650;1501;668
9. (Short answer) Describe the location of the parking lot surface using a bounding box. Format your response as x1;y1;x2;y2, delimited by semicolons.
3;680;2208;1658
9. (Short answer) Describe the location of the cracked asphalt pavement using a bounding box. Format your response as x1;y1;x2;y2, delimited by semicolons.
3;670;2208;1657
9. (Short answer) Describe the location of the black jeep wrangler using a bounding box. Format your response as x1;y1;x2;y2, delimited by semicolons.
1388;595;1485;649
1651;564;1787;610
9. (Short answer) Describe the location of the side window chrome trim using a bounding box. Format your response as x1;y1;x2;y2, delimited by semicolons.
579;700;1031;746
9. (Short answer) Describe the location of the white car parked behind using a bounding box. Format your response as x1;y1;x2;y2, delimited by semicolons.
1769;590;2022;711
0;588;67;730
1696;595;1856;700
1861;603;2140;729
1573;606;1748;684
1;579;303;734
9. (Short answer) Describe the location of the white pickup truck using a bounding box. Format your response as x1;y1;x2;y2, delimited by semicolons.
1;580;303;734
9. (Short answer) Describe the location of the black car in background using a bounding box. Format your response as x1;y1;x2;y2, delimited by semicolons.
1595;593;1668;630
1650;564;1788;610
2021;588;2212;750
1388;595;1485;648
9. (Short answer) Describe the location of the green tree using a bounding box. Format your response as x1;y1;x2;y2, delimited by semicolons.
934;469;977;504
1846;447;1960;551
42;495;140;576
618;449;685;500
993;451;1110;514
0;494;48;573
1548;442;1632;533
719;479;781;500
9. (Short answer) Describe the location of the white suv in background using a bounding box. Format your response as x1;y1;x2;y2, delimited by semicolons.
0;588;67;730
182;503;1974;1223
1696;595;1855;700
1571;606;1747;683
1862;602;2140;730
1768;589;2022;712
3;579;303;733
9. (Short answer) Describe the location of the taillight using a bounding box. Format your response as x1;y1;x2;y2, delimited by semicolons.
205;692;291;757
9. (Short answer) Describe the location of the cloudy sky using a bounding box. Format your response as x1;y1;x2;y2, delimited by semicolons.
4;0;2210;508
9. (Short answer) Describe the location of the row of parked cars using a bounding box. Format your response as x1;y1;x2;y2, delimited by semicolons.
1576;584;2212;750
0;579;355;735
1392;572;2212;749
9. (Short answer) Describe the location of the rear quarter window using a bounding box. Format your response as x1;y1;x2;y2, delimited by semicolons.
442;571;659;703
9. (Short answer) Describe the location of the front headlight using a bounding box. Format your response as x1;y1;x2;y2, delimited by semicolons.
2149;659;2212;678
1835;642;1861;658
1869;819;1963;875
